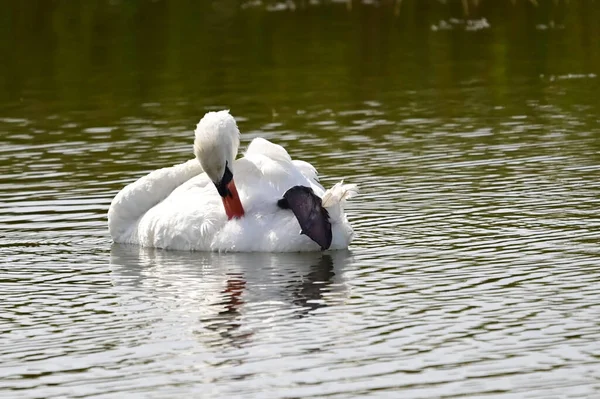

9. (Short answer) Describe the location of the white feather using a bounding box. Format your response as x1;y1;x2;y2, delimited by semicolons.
322;181;359;208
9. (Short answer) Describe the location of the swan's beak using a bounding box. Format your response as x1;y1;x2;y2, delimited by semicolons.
221;179;245;220
215;165;245;220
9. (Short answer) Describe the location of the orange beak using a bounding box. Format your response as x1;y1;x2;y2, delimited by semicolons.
222;180;245;220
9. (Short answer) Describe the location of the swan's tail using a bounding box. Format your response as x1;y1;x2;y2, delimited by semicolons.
322;181;359;207
108;159;203;242
321;181;359;222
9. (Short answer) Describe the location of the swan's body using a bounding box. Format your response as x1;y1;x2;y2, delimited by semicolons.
108;111;358;252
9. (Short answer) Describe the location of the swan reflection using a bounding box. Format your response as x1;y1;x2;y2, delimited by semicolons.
109;246;353;348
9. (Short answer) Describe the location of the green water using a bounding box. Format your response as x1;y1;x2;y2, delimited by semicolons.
1;1;600;398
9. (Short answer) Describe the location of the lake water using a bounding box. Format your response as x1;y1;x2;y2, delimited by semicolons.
1;1;600;398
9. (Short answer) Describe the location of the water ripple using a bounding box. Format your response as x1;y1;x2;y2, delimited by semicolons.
2;89;600;398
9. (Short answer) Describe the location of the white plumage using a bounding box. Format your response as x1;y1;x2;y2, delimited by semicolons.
108;110;358;252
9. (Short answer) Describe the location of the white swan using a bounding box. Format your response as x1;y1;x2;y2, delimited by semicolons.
108;110;358;252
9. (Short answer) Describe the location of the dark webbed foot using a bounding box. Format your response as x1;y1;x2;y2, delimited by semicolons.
278;186;332;250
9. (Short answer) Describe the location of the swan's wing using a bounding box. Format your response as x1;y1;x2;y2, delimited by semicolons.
108;159;203;241
242;138;332;249
245;138;319;182
243;137;324;193
292;160;319;183
278;185;332;250
245;137;292;163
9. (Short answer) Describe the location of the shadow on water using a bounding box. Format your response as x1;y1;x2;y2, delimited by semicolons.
109;245;353;348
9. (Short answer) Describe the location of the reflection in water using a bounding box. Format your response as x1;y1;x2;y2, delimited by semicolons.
207;273;250;349
289;254;335;316
109;245;351;349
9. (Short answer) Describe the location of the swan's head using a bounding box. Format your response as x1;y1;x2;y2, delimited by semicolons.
194;110;244;219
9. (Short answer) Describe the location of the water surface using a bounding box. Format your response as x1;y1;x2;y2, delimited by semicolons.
1;1;600;398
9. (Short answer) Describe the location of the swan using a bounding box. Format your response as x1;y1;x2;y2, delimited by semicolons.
108;110;358;252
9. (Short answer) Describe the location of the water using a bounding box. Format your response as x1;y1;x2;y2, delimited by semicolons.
2;1;600;397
